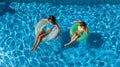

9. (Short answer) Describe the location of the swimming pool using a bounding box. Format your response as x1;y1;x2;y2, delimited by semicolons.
0;1;120;67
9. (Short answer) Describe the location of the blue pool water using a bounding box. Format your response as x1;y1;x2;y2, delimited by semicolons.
0;2;120;67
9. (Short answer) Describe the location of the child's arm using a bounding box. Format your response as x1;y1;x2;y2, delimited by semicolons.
84;28;88;34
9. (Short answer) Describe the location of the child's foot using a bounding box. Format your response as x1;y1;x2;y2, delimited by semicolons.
30;47;35;51
64;44;69;46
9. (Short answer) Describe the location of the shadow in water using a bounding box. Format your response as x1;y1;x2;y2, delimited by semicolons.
60;30;79;48
55;30;79;54
0;2;16;16
86;33;104;48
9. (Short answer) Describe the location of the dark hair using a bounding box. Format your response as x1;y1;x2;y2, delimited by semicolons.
80;21;87;27
48;15;56;24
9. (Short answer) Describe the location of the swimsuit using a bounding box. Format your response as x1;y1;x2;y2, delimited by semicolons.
42;22;54;34
75;25;84;37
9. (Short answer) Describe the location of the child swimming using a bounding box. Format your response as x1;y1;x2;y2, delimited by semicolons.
64;21;88;46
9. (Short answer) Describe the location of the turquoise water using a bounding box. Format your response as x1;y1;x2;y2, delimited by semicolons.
0;2;120;67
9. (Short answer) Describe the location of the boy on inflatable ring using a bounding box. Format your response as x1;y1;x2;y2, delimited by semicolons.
64;21;89;46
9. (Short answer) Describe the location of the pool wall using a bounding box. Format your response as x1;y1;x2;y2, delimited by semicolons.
1;0;120;5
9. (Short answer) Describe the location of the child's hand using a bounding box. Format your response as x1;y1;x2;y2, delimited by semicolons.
56;36;58;40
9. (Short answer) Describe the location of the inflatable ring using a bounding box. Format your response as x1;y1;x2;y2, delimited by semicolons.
70;23;89;42
35;19;58;42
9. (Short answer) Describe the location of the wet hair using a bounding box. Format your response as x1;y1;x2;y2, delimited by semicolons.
48;15;56;24
80;21;87;28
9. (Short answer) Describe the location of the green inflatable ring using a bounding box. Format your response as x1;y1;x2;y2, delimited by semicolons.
70;23;89;42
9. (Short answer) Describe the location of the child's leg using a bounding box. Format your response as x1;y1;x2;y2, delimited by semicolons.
31;32;47;51
31;32;43;50
64;34;79;46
